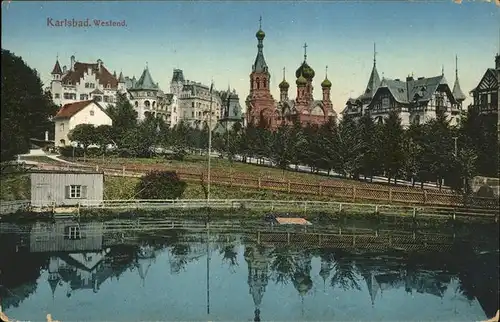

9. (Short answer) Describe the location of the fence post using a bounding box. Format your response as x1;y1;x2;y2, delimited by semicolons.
318;183;322;196
122;165;125;177
258;177;261;189
287;181;291;193
389;188;393;203
352;187;357;202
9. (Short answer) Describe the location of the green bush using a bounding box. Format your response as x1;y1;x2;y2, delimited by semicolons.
136;170;187;199
59;146;84;157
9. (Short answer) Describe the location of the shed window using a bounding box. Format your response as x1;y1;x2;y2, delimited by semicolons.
64;226;82;240
66;185;87;199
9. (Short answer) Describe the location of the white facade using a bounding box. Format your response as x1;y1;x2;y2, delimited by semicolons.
54;101;113;147
50;56;125;108
170;69;222;130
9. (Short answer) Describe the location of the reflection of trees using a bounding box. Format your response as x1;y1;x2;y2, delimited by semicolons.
270;247;297;285
169;243;191;274
215;235;239;271
330;251;361;291
0;233;48;310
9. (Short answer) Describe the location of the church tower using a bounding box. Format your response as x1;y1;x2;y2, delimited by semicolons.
246;17;275;127
279;67;290;102
244;245;271;322
295;43;315;107
321;66;333;116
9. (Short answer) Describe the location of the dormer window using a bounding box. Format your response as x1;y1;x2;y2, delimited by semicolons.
90;110;95;116
107;84;111;89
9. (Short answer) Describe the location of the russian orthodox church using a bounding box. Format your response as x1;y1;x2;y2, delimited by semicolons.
342;45;467;127
245;18;336;130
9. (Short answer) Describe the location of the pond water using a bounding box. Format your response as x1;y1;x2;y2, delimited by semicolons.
0;216;498;321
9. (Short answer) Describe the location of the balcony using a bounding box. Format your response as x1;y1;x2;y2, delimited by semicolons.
469;103;499;114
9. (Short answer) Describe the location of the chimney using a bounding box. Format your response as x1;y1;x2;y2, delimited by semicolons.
495;54;500;70
406;75;414;82
63;65;67;73
45;131;49;141
70;55;75;71
97;59;103;71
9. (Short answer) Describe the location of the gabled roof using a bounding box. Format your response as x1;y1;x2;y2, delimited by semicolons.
90;88;104;95
470;68;498;93
131;67;159;91
53;100;106;120
374;75;453;105
51;60;63;75
62;62;118;88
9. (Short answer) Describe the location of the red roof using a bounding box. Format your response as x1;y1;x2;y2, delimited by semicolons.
54;100;96;119
62;62;118;88
51;60;62;75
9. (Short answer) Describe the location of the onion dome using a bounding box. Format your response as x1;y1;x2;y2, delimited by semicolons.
279;79;290;90
296;74;307;86
256;29;265;40
295;61;315;80
321;78;332;88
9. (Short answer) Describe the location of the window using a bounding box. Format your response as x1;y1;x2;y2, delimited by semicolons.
382;96;390;109
70;185;81;198
80;94;88;100
60;123;65;132
192;111;195;118
487;94;491;104
192;102;195;108
103;95;109;103
85;83;89;88
64;226;82;240
94;95;102;102
90;110;95;116
54;93;60;99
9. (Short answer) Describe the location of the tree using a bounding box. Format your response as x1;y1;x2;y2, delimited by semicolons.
95;125;114;156
68;124;97;156
357;114;379;181
271;123;295;171
1;49;58;161
336;115;363;178
136;170;187;199
422;111;454;189
380;111;405;184
106;92;138;147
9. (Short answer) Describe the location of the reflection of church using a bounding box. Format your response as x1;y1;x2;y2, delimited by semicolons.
245;18;337;130
290;250;314;316
244;244;273;322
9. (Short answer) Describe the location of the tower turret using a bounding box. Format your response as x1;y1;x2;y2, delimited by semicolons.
452;55;466;104
51;57;63;80
246;16;275;128
279;67;290;101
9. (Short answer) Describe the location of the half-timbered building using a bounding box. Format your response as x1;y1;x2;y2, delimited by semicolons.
342;49;466;127
469;54;499;116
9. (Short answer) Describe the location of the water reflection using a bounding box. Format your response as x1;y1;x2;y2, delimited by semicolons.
0;218;497;321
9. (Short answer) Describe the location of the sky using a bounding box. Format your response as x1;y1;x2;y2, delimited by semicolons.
2;1;499;114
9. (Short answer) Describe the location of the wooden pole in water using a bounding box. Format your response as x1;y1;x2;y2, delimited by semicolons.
207;80;214;207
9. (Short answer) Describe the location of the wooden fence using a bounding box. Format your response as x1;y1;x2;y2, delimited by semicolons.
28;163;499;209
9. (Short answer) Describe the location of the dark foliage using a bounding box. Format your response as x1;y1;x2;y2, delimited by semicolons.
136;170;187;199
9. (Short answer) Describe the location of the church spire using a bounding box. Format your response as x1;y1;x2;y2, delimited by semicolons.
253;16;268;73
373;42;377;67
452;55;466;102
303;43;308;62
